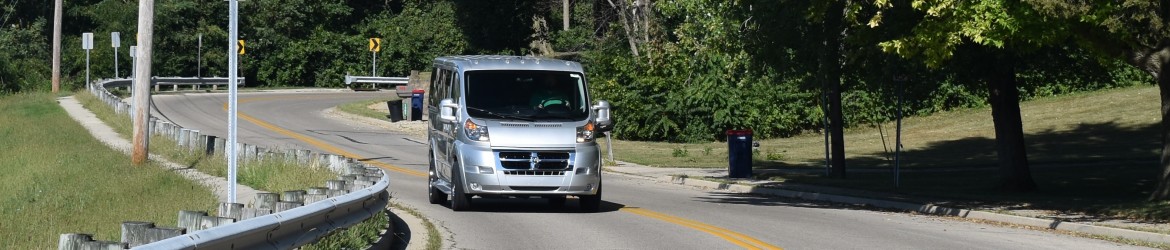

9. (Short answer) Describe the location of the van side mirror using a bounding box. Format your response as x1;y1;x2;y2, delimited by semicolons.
592;100;613;132
439;99;458;123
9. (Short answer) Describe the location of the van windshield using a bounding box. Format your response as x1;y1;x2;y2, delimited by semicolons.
464;70;589;121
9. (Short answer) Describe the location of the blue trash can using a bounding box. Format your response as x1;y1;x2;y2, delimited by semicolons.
726;129;753;178
410;89;425;121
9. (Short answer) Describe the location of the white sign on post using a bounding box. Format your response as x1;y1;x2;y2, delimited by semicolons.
81;33;94;50
111;32;121;48
112;32;121;78
129;46;137;58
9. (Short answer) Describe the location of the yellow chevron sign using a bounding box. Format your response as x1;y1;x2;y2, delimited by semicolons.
238;40;245;55
369;38;381;52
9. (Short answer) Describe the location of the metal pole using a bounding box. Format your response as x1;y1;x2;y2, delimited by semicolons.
85;49;90;90
228;0;240;203
131;0;155;165
114;47;119;78
606;132;614;163
372;52;377;77
197;33;202;79
894;76;906;190
822;91;831;176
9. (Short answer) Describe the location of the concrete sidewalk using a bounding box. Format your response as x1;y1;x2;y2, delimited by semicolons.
603;161;1170;246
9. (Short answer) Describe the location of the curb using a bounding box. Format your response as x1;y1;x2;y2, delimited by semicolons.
602;167;1170;245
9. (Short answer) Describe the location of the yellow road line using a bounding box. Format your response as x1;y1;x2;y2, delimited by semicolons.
223;97;427;177
229;95;780;249
622;207;783;250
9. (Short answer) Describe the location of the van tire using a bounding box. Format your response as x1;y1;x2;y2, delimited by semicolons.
450;170;472;211
428;152;445;204
579;183;602;212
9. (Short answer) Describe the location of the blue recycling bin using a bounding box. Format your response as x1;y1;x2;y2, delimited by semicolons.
410;89;425;121
726;129;753;178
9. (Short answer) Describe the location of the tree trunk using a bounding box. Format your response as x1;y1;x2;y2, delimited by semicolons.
606;0;640;57
823;0;846;178
1151;50;1170;200
985;52;1037;192
1118;45;1170;200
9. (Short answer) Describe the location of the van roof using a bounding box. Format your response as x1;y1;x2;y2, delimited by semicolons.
433;55;583;72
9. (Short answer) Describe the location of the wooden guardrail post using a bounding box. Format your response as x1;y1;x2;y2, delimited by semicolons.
205;135;217;155
218;202;245;220
177;128;189;147
58;233;93;250
177;211;208;232
305;187;328;204
281;190;306;204
255;192;279;210
120;221;184;248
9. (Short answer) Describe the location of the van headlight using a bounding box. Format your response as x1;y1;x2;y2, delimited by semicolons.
576;121;595;143
464;119;489;141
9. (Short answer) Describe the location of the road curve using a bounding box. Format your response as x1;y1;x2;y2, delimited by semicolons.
151;91;1150;250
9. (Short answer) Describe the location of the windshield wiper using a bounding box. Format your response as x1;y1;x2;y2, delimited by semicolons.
466;106;534;121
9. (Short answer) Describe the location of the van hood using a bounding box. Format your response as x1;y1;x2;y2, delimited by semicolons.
485;121;580;148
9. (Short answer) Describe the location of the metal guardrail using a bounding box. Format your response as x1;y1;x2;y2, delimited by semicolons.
344;75;407;89
62;78;392;249
99;77;246;91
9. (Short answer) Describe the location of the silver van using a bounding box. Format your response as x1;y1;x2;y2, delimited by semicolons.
426;55;613;212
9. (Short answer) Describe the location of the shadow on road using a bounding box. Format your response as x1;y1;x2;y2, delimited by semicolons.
439;197;626;214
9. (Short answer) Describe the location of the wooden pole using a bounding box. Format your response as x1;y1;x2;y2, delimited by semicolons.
131;0;156;165
51;0;62;93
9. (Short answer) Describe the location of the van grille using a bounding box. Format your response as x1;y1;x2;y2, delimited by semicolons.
500;122;531;128
510;186;559;191
497;151;572;170
504;170;567;176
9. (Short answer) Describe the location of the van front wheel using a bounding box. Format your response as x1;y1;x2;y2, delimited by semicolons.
450;170;472;211
579;183;602;212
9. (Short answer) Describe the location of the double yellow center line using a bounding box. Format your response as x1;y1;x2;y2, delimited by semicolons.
222;95;426;177
226;95;781;250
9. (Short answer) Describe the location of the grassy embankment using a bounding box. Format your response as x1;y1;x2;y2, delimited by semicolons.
607;85;1169;221
75;92;387;249
0;93;218;248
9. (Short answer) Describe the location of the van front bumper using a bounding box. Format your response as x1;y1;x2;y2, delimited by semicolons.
456;142;602;196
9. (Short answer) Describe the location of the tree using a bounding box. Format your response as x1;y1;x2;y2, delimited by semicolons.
870;0;1067;191
1022;0;1170;200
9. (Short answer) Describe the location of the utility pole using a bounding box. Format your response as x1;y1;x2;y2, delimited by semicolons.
131;0;156;165
563;0;570;31
51;0;62;93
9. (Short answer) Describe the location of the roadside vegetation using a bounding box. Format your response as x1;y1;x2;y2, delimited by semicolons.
600;85;1170;221
0;93;217;248
75;92;387;249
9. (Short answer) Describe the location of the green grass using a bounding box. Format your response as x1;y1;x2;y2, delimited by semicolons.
602;85;1169;221
0;93;218;249
338;97;399;120
390;202;443;250
76;92;387;248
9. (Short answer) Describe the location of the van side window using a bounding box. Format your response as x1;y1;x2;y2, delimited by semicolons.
428;70;439;106
451;72;461;101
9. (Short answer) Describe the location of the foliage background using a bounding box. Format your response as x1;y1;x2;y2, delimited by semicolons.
0;0;1151;141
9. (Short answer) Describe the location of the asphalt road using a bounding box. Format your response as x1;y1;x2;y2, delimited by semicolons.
151;91;1150;250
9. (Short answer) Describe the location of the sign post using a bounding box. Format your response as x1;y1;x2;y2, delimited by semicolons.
369;38;381;77
82;32;93;89
111;32;121;78
893;75;908;190
228;0;240;203
197;33;202;79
